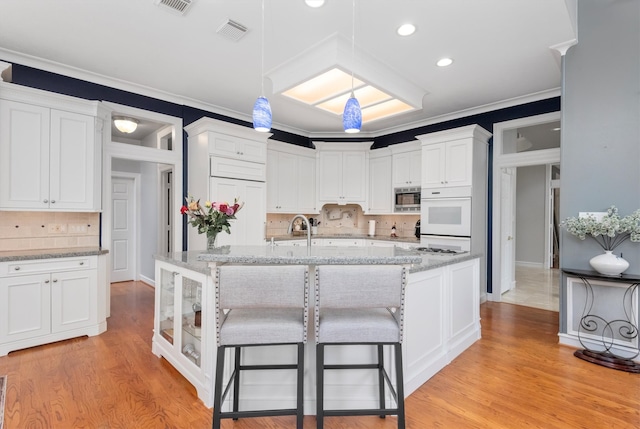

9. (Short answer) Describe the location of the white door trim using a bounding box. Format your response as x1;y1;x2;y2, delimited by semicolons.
490;112;561;302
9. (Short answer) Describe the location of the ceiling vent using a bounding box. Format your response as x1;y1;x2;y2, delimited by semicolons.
155;0;194;16
216;19;248;42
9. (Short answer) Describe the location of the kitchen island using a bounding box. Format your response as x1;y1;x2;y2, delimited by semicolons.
153;245;481;410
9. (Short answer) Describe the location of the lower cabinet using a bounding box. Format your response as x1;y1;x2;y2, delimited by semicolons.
402;258;480;395
152;260;214;407
0;255;106;356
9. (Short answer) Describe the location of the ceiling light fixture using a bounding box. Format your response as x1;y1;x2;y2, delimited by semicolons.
113;116;139;134
252;0;272;132
305;0;325;7
343;0;361;134
397;23;415;36
436;58;454;67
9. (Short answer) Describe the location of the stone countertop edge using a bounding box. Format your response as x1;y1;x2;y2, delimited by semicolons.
154;251;212;275
0;247;109;262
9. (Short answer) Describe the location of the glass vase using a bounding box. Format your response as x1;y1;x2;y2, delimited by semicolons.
206;233;218;251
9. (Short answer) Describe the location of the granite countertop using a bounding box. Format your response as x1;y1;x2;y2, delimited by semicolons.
157;246;480;274
0;247;109;262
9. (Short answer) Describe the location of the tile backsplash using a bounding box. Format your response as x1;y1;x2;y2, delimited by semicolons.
266;204;420;239
0;211;100;252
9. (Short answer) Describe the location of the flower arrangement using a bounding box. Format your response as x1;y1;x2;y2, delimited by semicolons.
180;195;243;240
561;205;640;251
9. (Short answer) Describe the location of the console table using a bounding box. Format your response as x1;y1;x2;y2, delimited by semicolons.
563;269;640;373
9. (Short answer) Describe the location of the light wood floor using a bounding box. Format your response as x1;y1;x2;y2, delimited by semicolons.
1;281;639;428
501;265;560;311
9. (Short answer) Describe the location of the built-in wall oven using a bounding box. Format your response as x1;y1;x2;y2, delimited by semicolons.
420;187;472;248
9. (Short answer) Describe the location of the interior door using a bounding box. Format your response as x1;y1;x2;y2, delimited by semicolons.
500;168;516;295
111;176;136;282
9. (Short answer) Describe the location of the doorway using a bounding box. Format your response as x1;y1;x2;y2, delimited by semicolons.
490;112;561;303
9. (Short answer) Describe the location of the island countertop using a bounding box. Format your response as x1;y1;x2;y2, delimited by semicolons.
162;245;480;273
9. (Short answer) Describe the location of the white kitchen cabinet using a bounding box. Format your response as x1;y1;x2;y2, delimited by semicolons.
322;238;365;247
266;142;317;214
0;255;106;356
391;142;422;188
210;177;266;246
153;260;213;407
0;85;103;211
368;148;392;214
315;141;371;207
185;117;270;249
418;126;491;190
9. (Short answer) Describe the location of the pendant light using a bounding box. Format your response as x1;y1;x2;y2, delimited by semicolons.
253;0;272;132
343;0;361;133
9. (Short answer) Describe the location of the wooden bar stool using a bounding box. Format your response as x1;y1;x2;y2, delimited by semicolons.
315;264;407;429
212;265;309;429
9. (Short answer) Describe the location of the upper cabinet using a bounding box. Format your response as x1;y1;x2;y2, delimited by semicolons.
418;125;492;191
391;141;422;188
267;141;316;214
368;148;392;214
0;83;105;211
315;142;371;207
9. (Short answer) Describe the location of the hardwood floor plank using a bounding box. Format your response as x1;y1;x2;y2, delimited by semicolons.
1;282;638;428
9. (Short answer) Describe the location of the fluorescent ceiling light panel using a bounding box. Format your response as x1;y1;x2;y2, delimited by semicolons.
269;34;427;124
362;99;414;122
282;68;364;105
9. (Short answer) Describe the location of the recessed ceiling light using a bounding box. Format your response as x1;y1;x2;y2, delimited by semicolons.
397;23;415;36
436;58;454;67
305;0;325;7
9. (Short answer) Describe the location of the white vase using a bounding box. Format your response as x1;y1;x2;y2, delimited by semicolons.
589;251;629;276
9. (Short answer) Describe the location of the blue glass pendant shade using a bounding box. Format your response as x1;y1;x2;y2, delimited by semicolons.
343;95;362;133
253;96;272;132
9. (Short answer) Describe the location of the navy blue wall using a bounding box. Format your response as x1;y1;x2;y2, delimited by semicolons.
7;62;561;293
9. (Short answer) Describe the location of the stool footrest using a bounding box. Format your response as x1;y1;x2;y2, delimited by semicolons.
239;363;299;370
218;408;299;419
323;408;401;417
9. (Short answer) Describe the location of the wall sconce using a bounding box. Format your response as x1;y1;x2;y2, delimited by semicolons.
113;116;139;134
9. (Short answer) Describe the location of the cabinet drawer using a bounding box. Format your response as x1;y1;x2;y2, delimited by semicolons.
210;157;266;182
0;256;96;277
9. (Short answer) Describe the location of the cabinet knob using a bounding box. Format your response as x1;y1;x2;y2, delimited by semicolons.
43;199;49;203
53;279;58;283
14;266;20;271
45;279;50;284
173;271;179;276
79;261;84;265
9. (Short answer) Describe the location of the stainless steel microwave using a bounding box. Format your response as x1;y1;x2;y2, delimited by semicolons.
394;187;421;212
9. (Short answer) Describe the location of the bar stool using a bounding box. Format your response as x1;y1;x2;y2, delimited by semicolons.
315;264;407;429
212;265;309;429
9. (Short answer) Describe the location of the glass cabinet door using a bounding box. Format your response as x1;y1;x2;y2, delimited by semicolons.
180;274;202;367
159;268;176;345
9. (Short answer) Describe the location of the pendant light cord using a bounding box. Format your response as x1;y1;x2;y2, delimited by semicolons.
350;0;355;95
261;0;265;97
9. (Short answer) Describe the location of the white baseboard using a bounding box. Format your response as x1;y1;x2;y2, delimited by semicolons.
515;261;544;268
139;274;155;288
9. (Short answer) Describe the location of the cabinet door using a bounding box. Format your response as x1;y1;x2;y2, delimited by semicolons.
421;143;446;189
444;140;472;187
0;274;51;343
210;177;266;246
49;110;96;210
267;151;297;212
157;266;177;345
392;152;413;187
317;151;343;202
297;155;317;213
180;271;204;368
209;133;265;164
409;152;422;186
50;269;98;333
369;155;392;213
342;152;367;203
0;100;50;209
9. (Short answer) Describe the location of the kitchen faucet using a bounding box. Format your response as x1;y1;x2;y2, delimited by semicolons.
287;214;311;247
